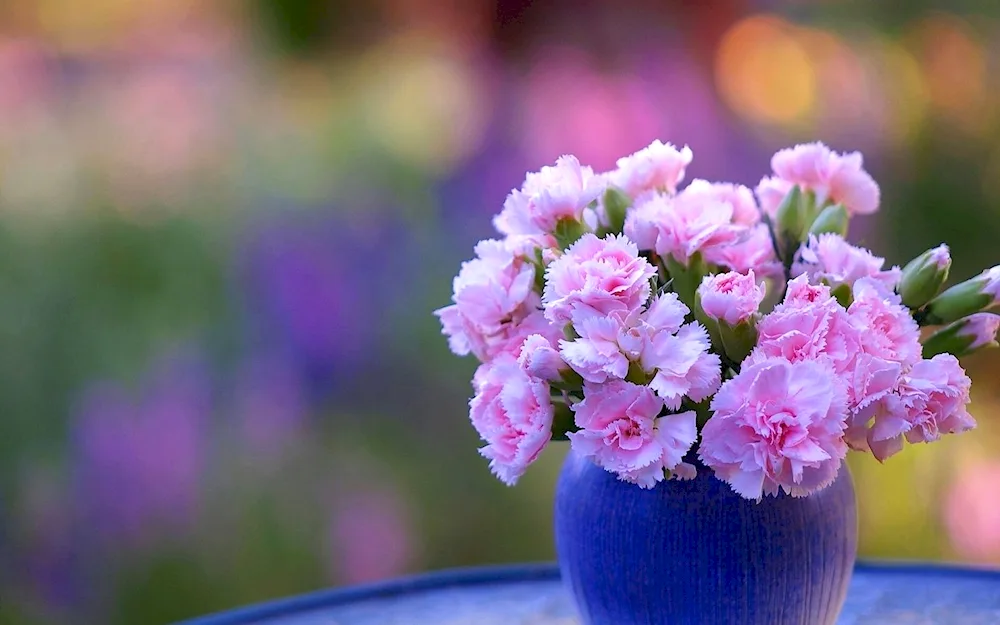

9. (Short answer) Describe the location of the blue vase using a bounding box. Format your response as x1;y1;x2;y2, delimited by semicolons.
554;451;857;625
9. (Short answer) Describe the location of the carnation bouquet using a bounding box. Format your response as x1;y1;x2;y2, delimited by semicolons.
436;141;998;501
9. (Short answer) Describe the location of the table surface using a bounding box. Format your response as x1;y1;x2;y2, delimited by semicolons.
178;562;1000;625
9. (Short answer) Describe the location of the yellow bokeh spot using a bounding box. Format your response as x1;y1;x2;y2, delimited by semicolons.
715;15;817;126
355;33;488;175
874;39;929;146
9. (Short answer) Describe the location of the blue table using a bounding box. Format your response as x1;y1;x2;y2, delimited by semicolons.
178;562;1000;624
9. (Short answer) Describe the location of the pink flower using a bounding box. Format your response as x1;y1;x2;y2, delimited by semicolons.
749;277;859;373
559;315;631;384
783;275;834;308
609;140;692;197
517;334;567;381
623;189;741;264
642;322;722;410
569;380;697;488
543;233;656;325
681;179;760;225
494;155;605;236
861;354;975;461
750;276;906;415
435;239;540;361
469;355;554;485
698;270;764;326
793;234;900;292
704;224;783;280
558;292;691;385
756;142;880;216
848;278;922;368
699;358;849;500
557;292;718;408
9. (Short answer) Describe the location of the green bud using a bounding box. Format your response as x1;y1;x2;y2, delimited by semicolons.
773;185;819;263
898;244;951;310
774;185;806;242
808;204;849;238
602;186;631;235
693;286;757;363
664;252;708;311
925;266;999;324
718;319;758;364
921;313;1000;358
553;218;588;250
693;292;723;352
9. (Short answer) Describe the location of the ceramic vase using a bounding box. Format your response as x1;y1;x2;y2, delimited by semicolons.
554;451;857;625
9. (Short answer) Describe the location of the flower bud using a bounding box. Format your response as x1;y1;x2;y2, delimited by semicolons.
698;271;764;326
925;266;1000;324
774;185;806;241
696;270;764;362
601;186;631;235
922;313;1000;358
664;253;708;311
808;204;849;238
898;244;951;310
518;334;567;382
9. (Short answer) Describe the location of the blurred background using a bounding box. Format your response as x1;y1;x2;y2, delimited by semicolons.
1;0;999;623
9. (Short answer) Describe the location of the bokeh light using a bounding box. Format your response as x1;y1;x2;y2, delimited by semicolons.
715;15;817;127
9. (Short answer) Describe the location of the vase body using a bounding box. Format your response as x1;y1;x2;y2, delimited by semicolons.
554;451;857;625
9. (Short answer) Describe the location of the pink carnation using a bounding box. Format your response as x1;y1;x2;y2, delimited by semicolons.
698;270;764;326
610;140;692;197
749;277;859;373
751;276;911;415
543;233;656;325
704;224;783;281
623;189;741;264
642;322;722;410
469;355;553;485
793;234;900;292
517;334;567;382
756;142;880;216
569;380;697;488
848;278;922;368
682;179;760;225
435;240;539;361
557;292;719;408
861;354;975;461
700;358;849;500
559;315;631;384
494;155;605;236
